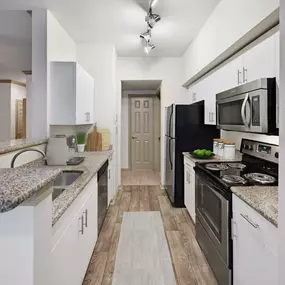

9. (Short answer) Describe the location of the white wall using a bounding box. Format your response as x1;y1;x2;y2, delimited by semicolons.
0;83;26;141
29;9;77;140
279;2;285;284
77;43;117;131
47;11;77;134
30;8;48;139
77;43;118;189
0;83;11;141
222;130;279;150
121;90;157;169
183;0;279;83
10;84;26;139
0;72;27;83
117;57;187;184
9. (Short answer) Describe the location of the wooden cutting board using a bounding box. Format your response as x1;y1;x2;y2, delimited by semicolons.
87;130;102;151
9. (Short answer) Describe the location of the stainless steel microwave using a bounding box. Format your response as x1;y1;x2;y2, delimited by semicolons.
216;78;277;134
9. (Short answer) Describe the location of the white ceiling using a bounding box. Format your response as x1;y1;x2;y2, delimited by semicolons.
122;80;161;90
0;0;220;57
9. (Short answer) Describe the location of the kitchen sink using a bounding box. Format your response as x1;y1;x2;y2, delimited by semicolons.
52;171;83;201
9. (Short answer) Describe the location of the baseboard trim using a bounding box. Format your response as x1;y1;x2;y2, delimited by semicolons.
121;168;131;171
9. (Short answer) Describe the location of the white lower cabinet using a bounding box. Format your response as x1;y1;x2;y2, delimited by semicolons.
184;157;196;223
52;177;98;285
233;195;278;285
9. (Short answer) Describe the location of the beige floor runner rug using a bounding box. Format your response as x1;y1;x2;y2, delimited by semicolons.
112;211;177;285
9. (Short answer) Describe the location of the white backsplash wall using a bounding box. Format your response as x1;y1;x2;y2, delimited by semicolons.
49;125;94;137
221;130;279;150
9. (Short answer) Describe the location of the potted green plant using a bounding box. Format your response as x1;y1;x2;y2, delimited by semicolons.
77;132;86;153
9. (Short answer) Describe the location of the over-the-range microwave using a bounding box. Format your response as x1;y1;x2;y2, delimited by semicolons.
216;78;277;134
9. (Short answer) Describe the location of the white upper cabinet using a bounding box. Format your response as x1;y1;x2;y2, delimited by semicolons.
216;55;244;91
50;62;94;125
242;33;276;83
187;29;279;126
202;73;217;125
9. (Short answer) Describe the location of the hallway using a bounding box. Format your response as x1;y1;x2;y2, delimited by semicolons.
83;172;218;285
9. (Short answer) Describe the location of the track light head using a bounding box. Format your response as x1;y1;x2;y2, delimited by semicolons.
144;42;155;54
145;13;161;29
139;30;151;42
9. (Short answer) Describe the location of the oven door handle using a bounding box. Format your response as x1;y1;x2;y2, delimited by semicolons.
241;93;251;128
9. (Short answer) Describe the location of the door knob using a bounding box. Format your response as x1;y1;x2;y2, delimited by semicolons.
132;136;138;139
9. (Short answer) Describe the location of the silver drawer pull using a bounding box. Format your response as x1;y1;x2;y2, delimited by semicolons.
84;209;88;228
79;215;84;234
240;214;259;228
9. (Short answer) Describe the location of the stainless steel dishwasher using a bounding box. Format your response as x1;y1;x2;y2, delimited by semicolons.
97;160;108;234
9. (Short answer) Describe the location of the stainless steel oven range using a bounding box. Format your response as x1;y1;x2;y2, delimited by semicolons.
216;78;277;134
194;139;279;285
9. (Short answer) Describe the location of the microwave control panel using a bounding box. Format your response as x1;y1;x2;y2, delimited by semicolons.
252;95;260;126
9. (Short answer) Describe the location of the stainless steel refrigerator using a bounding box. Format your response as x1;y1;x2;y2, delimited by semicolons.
164;101;220;207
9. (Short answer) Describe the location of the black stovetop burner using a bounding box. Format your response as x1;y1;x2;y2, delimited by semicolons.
196;160;278;188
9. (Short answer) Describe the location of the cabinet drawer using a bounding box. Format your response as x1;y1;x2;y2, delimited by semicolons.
233;195;278;254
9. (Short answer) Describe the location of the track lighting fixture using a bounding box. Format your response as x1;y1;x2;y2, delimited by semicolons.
139;0;160;53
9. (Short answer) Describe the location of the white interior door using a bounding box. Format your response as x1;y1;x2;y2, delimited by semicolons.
130;96;154;170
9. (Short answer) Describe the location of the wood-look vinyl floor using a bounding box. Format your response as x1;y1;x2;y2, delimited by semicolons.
121;170;161;186
82;185;218;285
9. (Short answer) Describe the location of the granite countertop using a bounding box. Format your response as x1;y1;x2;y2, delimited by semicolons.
0;150;112;226
183;151;242;164
0;167;62;213
0;138;47;155
25;151;113;225
231;186;278;227
50;151;113;225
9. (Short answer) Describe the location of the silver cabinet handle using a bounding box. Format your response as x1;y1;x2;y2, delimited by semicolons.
132;136;138;139
84;209;88;228
189;172;191;184
79;215;84;234
240;214;259;228
108;169;111;179
209;112;211;123
85;112;89;122
212;112;215;122
243;67;248;83
237;70;242;85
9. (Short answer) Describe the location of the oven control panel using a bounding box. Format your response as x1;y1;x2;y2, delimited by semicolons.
241;139;279;164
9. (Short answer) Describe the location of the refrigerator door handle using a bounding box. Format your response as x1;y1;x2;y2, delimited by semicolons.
169;105;174;137
169;138;173;170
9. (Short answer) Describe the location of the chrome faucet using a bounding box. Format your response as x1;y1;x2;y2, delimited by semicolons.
10;148;47;168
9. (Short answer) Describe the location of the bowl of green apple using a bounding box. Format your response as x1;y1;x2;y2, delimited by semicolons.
190;149;215;159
